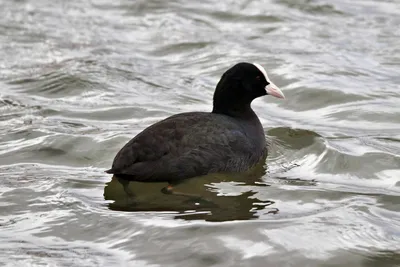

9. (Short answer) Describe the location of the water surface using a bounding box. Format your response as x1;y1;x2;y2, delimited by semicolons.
0;0;399;266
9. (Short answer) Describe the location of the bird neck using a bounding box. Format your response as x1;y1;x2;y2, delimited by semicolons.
212;92;256;118
211;73;259;118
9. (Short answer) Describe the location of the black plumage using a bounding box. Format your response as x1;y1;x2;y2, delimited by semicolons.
106;62;284;184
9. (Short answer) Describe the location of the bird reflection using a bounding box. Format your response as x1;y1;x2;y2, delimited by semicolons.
103;163;278;222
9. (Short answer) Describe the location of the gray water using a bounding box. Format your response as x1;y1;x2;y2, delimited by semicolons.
1;0;400;266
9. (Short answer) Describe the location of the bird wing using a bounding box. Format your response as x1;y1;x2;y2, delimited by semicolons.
106;112;254;181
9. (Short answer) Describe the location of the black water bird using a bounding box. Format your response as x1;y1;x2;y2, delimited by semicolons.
106;62;285;196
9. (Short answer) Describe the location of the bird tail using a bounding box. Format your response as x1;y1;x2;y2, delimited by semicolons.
105;169;114;174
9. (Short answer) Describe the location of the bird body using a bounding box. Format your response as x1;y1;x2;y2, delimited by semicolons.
106;111;267;182
106;62;285;185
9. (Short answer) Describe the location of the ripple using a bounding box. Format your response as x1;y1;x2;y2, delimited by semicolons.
8;60;106;98
1;0;400;266
263;198;400;260
278;0;346;15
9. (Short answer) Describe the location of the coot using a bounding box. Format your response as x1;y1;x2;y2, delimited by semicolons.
106;62;284;195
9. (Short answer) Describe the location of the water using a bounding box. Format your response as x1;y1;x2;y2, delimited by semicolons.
0;0;399;266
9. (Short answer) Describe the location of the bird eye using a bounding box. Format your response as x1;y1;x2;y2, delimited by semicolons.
256;76;261;80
